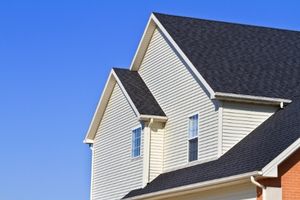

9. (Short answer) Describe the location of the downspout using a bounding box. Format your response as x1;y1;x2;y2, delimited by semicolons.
251;176;266;200
143;118;154;187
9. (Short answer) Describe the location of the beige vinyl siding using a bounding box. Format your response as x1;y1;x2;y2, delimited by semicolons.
161;182;256;200
222;102;278;154
138;28;219;171
149;122;164;181
92;83;143;200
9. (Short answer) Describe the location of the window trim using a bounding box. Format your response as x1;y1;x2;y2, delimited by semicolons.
187;112;199;163
131;126;142;159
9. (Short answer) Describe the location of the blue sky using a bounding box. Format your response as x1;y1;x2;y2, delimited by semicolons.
0;1;299;200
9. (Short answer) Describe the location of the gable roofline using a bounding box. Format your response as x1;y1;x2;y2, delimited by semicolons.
83;68;167;144
129;13;215;99
129;13;293;104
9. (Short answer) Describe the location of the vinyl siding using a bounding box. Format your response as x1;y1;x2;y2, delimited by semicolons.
92;83;143;200
162;182;256;200
149;122;164;181
138;28;219;171
222;102;278;154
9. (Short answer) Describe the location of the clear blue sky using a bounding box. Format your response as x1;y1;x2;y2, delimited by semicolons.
0;1;299;200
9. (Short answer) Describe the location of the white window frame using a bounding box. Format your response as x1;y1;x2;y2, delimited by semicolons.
131;126;142;158
187;113;199;162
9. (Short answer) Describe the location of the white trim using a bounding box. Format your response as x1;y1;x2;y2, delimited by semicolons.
89;144;94;200
130;16;157;71
262;138;300;177
138;115;168;122
129;14;215;98
151;14;215;99
214;92;292;105
83;70;116;144
83;69;168;144
186;112;200;163
129;14;294;105
131;126;142;158
217;101;223;157
84;138;95;144
142;122;152;187
123;171;260;200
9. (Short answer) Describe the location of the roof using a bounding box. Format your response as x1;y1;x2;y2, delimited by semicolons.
113;68;166;116
124;97;300;198
84;68;166;143
154;13;300;100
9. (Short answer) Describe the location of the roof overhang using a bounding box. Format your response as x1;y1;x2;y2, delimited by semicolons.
262;138;300;177
83;68;167;144
124;138;300;199
130;13;216;99
129;13;293;106
214;92;292;107
123;171;260;200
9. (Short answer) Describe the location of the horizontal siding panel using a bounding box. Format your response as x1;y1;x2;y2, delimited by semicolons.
169;183;256;200
139;28;219;171
92;83;143;200
149;123;164;181
222;102;277;154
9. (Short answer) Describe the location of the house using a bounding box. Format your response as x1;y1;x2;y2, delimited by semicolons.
84;13;300;200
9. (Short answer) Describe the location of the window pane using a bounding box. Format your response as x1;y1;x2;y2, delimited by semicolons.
189;114;198;139
189;138;198;162
132;128;141;158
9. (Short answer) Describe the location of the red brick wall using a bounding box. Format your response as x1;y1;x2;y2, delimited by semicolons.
257;148;300;200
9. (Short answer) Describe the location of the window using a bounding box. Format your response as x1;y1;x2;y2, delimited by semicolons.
188;114;198;162
132;127;141;158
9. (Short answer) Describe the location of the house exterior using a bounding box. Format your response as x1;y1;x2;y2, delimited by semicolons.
84;13;300;200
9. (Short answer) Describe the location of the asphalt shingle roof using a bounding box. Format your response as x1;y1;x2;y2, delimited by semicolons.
113;68;166;116
113;13;300;198
154;13;300;99
124;97;300;198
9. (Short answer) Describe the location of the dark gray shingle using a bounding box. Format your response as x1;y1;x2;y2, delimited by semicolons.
113;68;165;116
154;13;300;99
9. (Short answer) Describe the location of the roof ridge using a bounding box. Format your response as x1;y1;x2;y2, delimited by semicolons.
153;12;300;34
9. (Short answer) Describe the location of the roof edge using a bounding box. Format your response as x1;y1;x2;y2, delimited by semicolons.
262;138;300;177
84;68;168;144
130;13;215;99
83;70;116;144
214;92;292;106
139;114;168;122
123;171;260;200
84;69;141;144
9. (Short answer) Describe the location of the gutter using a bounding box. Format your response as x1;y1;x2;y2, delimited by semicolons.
138;115;168;122
124;171;260;200
214;92;292;106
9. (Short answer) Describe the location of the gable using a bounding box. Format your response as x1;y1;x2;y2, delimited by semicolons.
84;68;166;143
130;13;292;105
93;82;143;199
